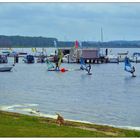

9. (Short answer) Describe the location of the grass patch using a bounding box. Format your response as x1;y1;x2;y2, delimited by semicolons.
0;111;140;137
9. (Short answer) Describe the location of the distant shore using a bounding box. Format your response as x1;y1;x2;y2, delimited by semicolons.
0;110;140;137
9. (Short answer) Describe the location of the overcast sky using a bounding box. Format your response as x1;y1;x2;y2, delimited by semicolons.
0;2;140;41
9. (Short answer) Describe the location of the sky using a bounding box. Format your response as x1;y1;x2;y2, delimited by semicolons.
0;2;140;41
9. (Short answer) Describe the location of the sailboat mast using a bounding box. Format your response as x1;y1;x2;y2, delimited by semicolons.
101;27;103;42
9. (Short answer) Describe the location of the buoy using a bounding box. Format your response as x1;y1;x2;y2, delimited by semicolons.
60;68;66;72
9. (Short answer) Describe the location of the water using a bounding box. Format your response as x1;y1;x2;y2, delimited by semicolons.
0;48;140;129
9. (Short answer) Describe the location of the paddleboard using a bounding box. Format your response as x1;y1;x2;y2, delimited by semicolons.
47;68;81;72
47;69;68;72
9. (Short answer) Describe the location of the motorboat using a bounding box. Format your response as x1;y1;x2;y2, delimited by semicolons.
117;52;128;62
62;54;69;63
36;56;46;63
130;52;140;63
62;54;78;63
18;52;28;57
23;55;35;63
0;64;14;72
0;54;8;63
106;54;119;63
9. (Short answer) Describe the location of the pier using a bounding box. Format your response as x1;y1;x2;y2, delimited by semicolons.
60;48;108;64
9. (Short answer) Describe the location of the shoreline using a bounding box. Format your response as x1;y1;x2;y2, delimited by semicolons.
10;110;140;131
0;104;140;132
1;109;140;132
0;110;140;137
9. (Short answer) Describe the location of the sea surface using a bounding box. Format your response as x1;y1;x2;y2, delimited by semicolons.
0;48;140;130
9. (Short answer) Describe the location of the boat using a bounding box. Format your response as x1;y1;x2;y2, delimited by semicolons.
106;54;119;63
0;48;12;56
0;64;14;72
0;54;8;63
18;52;27;55
62;54;69;63
36;56;46;63
130;52;140;63
18;48;27;57
23;55;35;63
2;51;11;56
117;52;128;62
124;57;136;77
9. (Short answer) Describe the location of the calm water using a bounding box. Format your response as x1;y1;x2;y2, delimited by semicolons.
0;58;140;129
0;48;140;129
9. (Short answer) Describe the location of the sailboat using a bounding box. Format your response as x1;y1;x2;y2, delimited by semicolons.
124;56;136;77
46;49;67;72
80;57;92;75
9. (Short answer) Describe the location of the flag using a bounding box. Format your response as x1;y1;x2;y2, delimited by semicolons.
75;40;79;48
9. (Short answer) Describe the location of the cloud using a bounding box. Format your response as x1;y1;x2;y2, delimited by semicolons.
0;3;140;41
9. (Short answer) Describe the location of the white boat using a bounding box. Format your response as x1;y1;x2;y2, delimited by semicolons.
62;54;69;63
130;52;140;63
62;54;78;63
106;54;119;63
0;64;14;72
117;52;128;62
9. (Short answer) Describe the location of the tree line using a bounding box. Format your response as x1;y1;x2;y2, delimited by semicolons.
0;35;140;48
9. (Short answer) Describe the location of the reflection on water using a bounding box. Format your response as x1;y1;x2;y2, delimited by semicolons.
0;57;140;129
